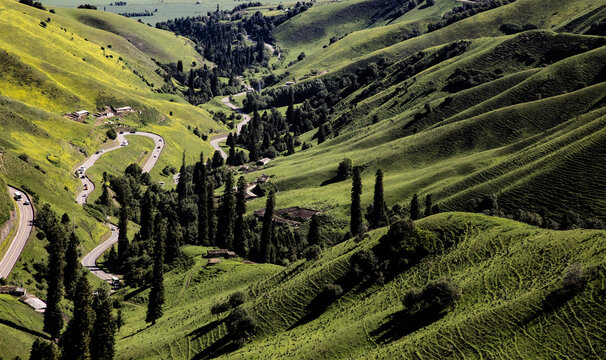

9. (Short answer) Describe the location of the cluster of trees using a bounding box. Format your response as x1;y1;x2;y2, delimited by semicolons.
33;205;118;359
19;0;45;10
156;13;269;74
157;61;240;105
465;194;606;230
427;0;518;32
234;107;299;162
99;152;331;322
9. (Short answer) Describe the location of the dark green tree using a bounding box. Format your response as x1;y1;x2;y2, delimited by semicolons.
234;176;248;257
176;152;191;202
410;194;421;220
146;219;166;324
371;169;387;229
139;189;156;240
350;167;363;235
337;158;353;181
44;222;66;340
61;274;93;360
194;152;208;245
117;205;129;267
29;338;59;360
91;289;116;360
207;182;216;244
307;214;321;246
216;173;235;249
212;150;224;168
64;231;81;299
260;190;275;263
98;183;112;207
286;133;295;155
424;194;433;218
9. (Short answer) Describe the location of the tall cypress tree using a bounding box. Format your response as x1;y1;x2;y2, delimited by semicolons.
140;189;156;240
194;152;208;245
307;214;321;246
61;274;93;360
260;190;275;263
117;205;129;267
410;194;421;220
234;176;248;257
216;173;235;249
424;194;433;218
371;169;387;229
207;182;216;244
350;167;363;235
177;152;191;202
64;231;81;299
90;289;116;360
44;222;66;340
147;219;166;325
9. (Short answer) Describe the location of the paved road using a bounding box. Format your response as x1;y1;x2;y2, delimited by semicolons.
81;223;118;283
209;93;251;160
78;131;164;284
0;187;34;279
76;132;164;205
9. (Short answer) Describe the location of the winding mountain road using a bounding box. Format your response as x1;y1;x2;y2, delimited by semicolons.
77;132;164;205
0;187;34;279
78;131;164;284
209;93;251;160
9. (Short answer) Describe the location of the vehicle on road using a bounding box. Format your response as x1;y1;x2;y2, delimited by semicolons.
119;131;124;134
95;151;100;154
130;131;136;133
154;155;157;158
111;226;117;231
13;191;22;200
121;141;128;146
23;200;30;206
111;276;120;289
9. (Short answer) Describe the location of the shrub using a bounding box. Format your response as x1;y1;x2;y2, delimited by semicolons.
226;307;256;346
106;128;117;140
18;153;30;162
303;245;322;260
402;279;461;314
210;301;230;315
228;291;247;308
162;165;177;176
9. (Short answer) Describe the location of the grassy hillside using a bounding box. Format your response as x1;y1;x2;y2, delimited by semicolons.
0;0;218;288
226;213;606;359
241;29;606;227
0;176;11;227
114;246;282;359
276;0;606;82
0;294;46;359
113;213;606;359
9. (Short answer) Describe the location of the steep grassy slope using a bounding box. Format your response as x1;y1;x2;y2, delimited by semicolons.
0;294;46;359
0;176;11;227
277;0;606;81
114;246;282;359
243;30;606;226
114;213;606;359
59;8;204;67
0;0;218;288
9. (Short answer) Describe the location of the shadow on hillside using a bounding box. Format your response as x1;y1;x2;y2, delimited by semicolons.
122;285;150;302
371;309;446;343
120;323;152;340
320;176;341;187
192;335;238;360
188;320;221;340
0;318;50;339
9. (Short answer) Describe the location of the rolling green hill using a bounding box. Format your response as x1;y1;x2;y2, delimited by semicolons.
113;213;606;359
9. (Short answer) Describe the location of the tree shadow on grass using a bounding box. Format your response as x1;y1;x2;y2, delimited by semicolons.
122;285;150;302
187;319;222;341
192;335;239;360
371;309;446;343
0;318;50;339
320;176;340;187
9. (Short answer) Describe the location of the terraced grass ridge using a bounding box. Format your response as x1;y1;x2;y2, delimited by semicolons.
115;213;606;359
